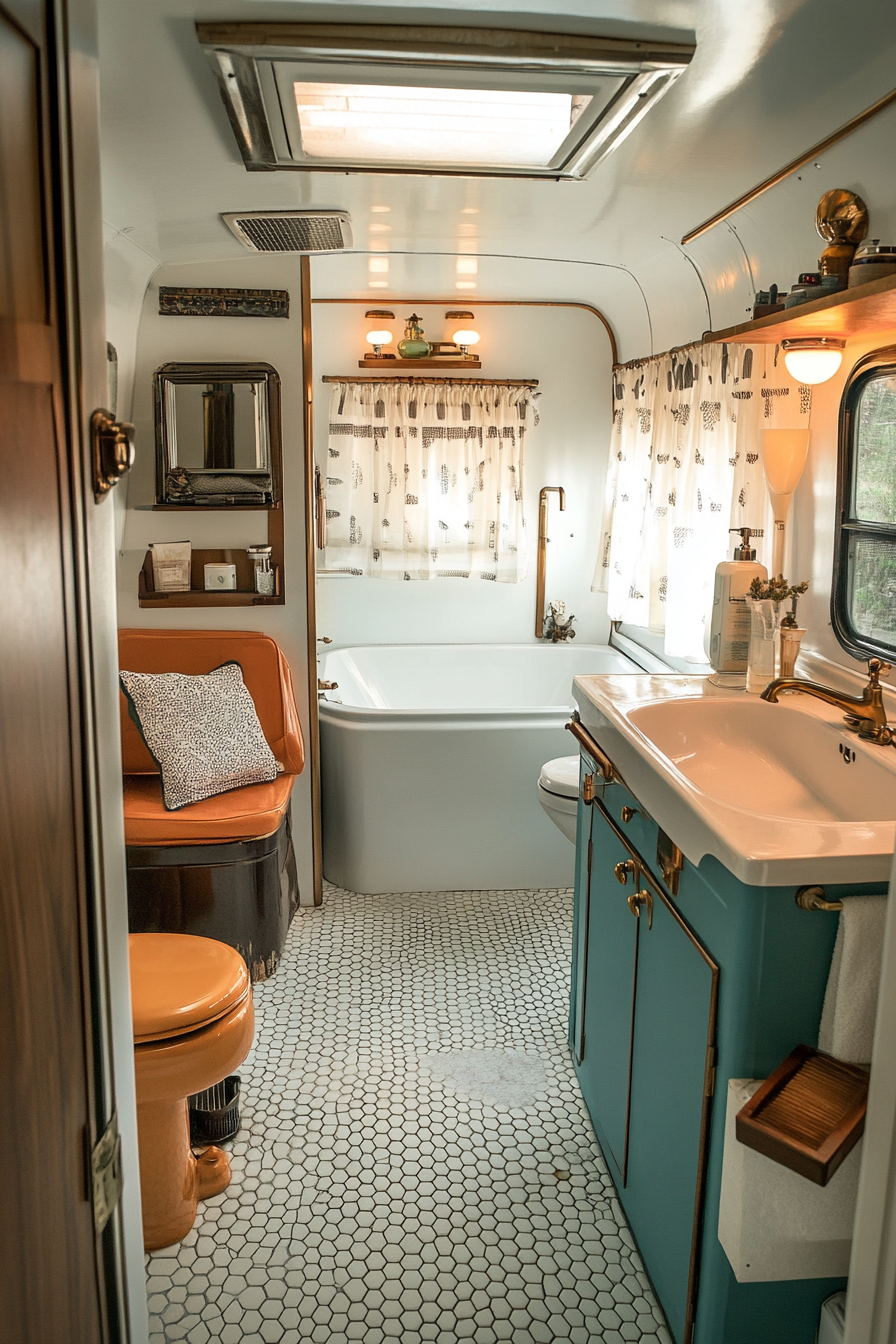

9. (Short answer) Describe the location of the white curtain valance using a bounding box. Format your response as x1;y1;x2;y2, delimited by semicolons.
322;380;537;581
593;342;812;660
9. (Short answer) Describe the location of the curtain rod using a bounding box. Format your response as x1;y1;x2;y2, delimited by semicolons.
614;340;702;371
321;375;539;387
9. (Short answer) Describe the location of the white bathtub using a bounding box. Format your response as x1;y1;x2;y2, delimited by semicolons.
318;643;641;894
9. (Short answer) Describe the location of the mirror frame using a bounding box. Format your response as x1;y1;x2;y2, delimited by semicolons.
153;361;283;509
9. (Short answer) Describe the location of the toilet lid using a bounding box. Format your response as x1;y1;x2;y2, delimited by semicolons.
538;755;580;799
130;934;250;1043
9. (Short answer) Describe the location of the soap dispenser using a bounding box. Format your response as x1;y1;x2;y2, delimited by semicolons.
708;528;768;686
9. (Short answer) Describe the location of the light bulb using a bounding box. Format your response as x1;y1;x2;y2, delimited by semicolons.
366;329;393;346
781;338;844;385
452;329;480;347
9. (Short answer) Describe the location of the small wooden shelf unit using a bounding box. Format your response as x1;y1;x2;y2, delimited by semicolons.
138;512;285;608
357;357;482;370
705;270;896;344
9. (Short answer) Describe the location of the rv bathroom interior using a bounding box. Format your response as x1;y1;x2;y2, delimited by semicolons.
8;1;896;1342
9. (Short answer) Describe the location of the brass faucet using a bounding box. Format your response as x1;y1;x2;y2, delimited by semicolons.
761;657;894;743
535;486;566;639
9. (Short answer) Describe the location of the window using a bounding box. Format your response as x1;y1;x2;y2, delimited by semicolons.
319;380;535;581
198;23;693;179
834;352;896;659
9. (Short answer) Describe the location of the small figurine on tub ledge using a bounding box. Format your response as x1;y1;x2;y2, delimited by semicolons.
543;601;577;642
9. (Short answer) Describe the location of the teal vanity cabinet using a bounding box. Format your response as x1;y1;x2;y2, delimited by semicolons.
568;724;874;1344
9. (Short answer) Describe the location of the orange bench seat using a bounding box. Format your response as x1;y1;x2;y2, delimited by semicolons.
123;773;295;848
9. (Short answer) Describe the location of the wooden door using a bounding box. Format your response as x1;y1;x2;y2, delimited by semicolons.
0;1;116;1339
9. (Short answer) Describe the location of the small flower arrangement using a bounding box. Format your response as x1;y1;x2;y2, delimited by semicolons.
747;574;809;627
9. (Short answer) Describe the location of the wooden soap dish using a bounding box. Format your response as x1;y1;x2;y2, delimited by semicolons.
736;1044;869;1186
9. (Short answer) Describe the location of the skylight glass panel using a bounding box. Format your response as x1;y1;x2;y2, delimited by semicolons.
292;83;592;167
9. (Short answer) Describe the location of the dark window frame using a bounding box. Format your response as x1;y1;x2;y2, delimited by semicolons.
832;344;896;661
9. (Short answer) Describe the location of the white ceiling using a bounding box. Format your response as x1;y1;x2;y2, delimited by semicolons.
97;0;896;359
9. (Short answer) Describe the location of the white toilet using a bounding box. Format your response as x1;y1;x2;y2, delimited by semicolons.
537;755;580;843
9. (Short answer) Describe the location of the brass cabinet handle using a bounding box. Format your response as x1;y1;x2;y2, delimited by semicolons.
621;805;638;824
627;889;654;930
615;859;636;886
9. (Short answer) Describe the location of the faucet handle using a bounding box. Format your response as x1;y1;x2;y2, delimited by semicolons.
869;658;892;683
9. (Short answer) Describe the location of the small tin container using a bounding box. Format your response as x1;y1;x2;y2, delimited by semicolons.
848;239;896;287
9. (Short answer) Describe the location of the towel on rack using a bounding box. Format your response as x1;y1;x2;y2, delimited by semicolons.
818;895;887;1065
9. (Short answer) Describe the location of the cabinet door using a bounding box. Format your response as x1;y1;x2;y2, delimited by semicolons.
625;879;717;1344
575;802;640;1185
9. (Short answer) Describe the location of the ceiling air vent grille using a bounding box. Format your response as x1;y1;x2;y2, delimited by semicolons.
222;210;353;253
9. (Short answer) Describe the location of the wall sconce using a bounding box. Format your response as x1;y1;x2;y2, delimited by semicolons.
364;310;395;360
445;310;479;356
781;338;845;385
760;428;811;575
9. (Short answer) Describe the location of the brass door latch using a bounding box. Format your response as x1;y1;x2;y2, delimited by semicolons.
92;408;135;500
657;828;684;896
621;805;638;824
615;858;637;885
582;773;595;804
627;889;654;929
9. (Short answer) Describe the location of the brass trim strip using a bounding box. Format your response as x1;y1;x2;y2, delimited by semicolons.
566;717;619;785
301;256;323;906
321;374;538;388
593;797;719;1344
682;85;896;245
311;298;618;369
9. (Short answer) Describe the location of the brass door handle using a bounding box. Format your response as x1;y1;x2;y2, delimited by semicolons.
621;805;638;824
615;859;636;885
627;889;654;930
92;408;135;499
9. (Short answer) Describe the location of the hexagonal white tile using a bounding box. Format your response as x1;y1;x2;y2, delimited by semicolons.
145;885;671;1344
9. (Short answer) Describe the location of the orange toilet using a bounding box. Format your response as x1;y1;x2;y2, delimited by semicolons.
129;933;255;1251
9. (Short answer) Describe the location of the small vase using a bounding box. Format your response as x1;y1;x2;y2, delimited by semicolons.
778;626;806;680
397;313;432;360
745;598;781;694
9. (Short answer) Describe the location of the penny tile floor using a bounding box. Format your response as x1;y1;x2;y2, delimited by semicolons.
145;884;671;1344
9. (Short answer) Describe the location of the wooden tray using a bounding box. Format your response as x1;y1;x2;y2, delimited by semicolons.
736;1044;869;1186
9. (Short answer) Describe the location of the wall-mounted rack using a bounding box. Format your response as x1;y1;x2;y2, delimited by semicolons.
138;514;285;608
705;270;896;345
357;358;481;370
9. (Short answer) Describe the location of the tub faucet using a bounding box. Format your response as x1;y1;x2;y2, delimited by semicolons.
761;657;894;743
536;486;566;638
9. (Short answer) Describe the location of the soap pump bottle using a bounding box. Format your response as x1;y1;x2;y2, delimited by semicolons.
708;527;768;686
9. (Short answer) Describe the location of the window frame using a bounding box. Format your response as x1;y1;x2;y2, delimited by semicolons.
197;22;694;180
832;344;896;661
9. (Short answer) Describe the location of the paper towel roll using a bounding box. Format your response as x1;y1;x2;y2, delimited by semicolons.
718;1079;860;1282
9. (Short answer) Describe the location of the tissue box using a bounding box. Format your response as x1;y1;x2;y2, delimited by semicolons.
204;563;237;591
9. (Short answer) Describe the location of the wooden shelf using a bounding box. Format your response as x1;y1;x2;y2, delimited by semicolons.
357;357;481;369
705;270;896;344
138;514;285;608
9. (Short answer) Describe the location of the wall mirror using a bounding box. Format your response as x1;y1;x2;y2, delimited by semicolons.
153;362;282;507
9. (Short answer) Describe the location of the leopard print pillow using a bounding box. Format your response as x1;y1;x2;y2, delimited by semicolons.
119;661;282;811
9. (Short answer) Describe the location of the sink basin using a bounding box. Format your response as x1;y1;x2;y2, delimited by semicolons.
628;697;896;824
572;673;896;885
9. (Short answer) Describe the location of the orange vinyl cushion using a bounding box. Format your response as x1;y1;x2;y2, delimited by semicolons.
129;933;250;1043
123;773;294;847
118;629;304;776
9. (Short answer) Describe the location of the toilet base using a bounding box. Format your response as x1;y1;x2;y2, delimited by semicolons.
138;1098;233;1252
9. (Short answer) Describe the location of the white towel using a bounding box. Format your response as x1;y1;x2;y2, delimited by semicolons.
817;895;887;1065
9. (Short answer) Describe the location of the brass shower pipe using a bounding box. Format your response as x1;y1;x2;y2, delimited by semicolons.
535;486;566;638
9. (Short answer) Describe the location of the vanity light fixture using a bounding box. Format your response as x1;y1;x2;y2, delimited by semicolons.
365;329;394;356
781;338;845;385
452;329;480;354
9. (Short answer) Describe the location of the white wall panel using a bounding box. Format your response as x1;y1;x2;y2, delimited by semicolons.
313;302;614;648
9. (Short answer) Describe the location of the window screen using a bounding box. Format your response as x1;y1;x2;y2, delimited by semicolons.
834;358;896;658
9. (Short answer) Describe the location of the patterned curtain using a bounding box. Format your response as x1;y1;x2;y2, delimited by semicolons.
593;342;811;660
322;380;536;581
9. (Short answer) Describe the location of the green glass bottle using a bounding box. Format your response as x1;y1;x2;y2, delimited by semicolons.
397;313;432;360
